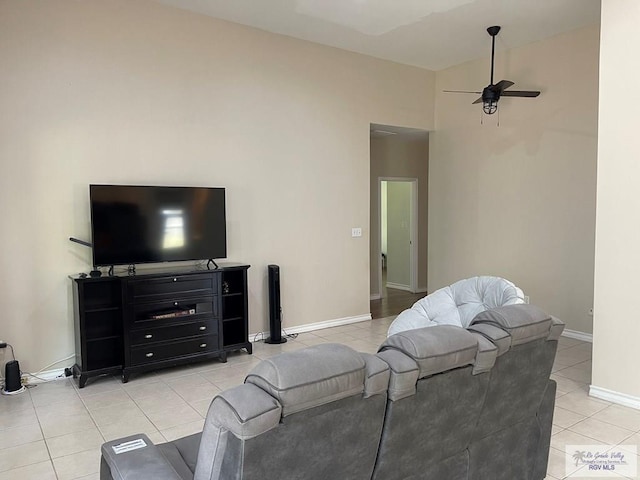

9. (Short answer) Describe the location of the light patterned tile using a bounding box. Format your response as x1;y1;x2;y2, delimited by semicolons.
35;397;88;420
160;419;205;442
89;400;144;426
551;374;588;395
80;389;132;411
29;385;80;408
0;440;49;472
0;460;56;480
52;447;101;480
568;417;635;445
551;429;599;453
170;379;221;404
189;398;213;417
75;377;123;397
555;389;611;417
133;390;188;414
553;407;587;429
547;446;582;479
39;412;96;439
592;405;640;432
0;422;43;450
294;335;331;346
45;426;104;459
211;377;245;391
618;432;640;454
554;365;591;384
0;392;34;414
0;408;38;430
98;416;160;442
557;337;585;350
313;332;358;342
145;403;202;431
122;381;173;400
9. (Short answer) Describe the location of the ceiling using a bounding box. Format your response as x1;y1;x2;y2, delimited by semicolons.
153;0;600;71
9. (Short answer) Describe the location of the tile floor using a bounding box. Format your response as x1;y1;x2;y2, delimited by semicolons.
0;317;637;479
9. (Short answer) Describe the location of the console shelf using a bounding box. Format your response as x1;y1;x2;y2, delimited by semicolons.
70;263;251;387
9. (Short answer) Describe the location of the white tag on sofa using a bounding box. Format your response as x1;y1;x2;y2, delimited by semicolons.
112;438;147;454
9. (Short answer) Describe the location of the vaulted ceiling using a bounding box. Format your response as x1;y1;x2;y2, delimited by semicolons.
153;0;600;70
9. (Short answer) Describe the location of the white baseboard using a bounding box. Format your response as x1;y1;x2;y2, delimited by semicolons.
589;385;640;410
370;293;381;300
250;313;372;340
24;368;67;385
562;329;593;343
386;282;412;292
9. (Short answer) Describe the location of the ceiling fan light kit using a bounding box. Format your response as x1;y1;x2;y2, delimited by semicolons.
444;25;541;116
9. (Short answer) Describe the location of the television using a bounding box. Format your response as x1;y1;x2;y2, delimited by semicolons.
90;185;227;267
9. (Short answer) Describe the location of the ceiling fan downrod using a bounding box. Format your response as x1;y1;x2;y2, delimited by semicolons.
487;25;501;86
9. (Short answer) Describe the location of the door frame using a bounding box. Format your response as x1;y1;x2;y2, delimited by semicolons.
378;177;418;297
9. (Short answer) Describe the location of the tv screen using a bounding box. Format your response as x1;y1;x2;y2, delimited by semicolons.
90;185;227;267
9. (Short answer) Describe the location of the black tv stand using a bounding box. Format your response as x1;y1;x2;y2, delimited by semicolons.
207;258;219;269
70;263;251;387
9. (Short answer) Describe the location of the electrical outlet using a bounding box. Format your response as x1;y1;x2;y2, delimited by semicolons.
351;227;362;238
523;296;530;304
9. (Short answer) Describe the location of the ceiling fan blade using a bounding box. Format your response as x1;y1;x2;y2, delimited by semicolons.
501;90;540;98
472;97;484;104
493;80;515;92
443;90;482;94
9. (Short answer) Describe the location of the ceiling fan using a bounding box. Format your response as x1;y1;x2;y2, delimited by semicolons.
445;26;540;115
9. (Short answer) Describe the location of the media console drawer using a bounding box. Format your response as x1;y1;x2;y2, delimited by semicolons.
130;335;219;366
130;320;218;345
130;296;217;324
128;274;217;300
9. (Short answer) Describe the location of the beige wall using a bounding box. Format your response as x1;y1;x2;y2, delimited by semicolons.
429;24;599;334
0;0;435;372
592;0;640;399
370;134;429;296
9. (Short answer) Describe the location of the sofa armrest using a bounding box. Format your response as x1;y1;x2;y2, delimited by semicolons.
548;316;565;341
101;434;183;480
376;349;419;401
360;352;390;398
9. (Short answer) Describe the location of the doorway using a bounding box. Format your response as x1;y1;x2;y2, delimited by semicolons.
379;178;418;297
369;123;429;319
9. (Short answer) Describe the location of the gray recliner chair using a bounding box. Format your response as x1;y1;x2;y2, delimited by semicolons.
100;343;390;480
372;304;563;480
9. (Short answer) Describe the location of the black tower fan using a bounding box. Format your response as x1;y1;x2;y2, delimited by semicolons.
265;264;286;344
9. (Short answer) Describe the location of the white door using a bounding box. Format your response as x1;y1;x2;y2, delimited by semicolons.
380;178;417;294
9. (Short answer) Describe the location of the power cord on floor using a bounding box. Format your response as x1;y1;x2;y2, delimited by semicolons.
253;310;299;343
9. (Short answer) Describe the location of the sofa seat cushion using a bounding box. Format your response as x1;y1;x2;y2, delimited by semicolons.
245;343;368;416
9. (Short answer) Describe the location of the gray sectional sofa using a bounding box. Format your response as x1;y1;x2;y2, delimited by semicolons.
100;304;563;480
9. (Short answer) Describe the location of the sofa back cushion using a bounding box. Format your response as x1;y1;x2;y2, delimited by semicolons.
245;343;379;416
196;343;390;480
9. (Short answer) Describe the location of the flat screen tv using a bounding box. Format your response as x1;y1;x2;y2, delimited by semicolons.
90;185;227;267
